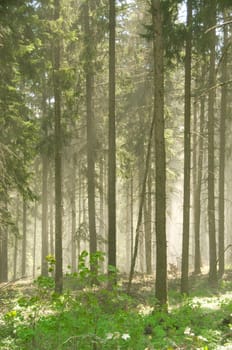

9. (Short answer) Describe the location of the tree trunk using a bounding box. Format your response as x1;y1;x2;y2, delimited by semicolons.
71;153;77;272
13;195;20;280
99;156;105;254
181;0;192;295
144;167;152;274
218;12;228;278
130;176;134;265
33;200;37;278
41;154;48;276
84;1;97;261
0;217;8;282
108;0;116;280
49;169;54;257
53;0;63;294
207;0;217;285
152;0;167;306
138;127;145;273
41;82;49;277
127;107;155;293
193;90;205;274
22;197;27;277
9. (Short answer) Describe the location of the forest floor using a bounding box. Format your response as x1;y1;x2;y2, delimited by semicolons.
1;271;232;349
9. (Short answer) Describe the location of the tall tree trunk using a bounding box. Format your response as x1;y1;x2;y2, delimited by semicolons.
130;176;134;264
84;1;97;261
144;167;152;274
33;199;37;279
53;0;63;294
127;109;155;293
181;0;192;295
13;194;20;280
71;153;77;272
2;231;8;282
99;156;105;254
218;12;228;277
138;127;145;273
108;0;116;279
22;197;27;277
49;169;54;257
207;0;217;285
193;90;205;274
41;154;48;276
126;181;131;269
0;201;8;282
77;163;82;258
41;83;49;276
152;0;167;306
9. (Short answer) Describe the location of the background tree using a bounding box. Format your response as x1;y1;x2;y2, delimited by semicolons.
218;9;228;278
53;0;63;294
206;0;217;285
152;0;167;306
108;0;116;278
181;0;192;295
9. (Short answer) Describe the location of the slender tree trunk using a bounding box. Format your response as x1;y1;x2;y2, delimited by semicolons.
13;194;20;280
33;200;37;278
53;0;63;293
194;91;205;274
41;154;48;276
108;0;116;279
71;153;77;272
138;128;145;273
192;99;197;265
127;110;155;293
152;0;167;306
49;170;54;257
77;164;82;258
130;176;134;264
41;82;49;276
22;197;27;277
207;0;217;285
84;1;97;261
0;204;8;282
99;157;105;253
218;12;228;277
126;182;131;270
144;167;152;274
181;0;192;295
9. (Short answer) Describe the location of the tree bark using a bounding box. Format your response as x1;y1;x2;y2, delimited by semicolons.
71;153;77;272
127;112;155;293
144;167;152;274
32;200;37;279
53;0;63;294
207;0;217;285
152;0;167;306
193;90;205;274
41;154;48;276
22;197;27;277
218;12;228;277
84;1;97;262
108;0;116;280
181;0;192;295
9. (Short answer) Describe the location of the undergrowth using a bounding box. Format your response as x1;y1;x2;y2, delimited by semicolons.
1;253;232;349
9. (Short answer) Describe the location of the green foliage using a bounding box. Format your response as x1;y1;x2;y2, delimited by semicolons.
2;266;232;349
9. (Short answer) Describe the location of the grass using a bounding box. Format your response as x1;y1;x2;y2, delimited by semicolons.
1;257;232;349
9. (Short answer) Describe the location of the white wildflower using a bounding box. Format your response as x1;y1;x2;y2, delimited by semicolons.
106;333;114;340
184;327;194;336
197;335;208;343
121;333;130;340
